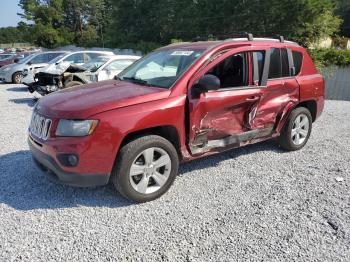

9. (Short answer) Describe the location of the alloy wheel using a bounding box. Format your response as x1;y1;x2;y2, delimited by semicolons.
291;113;310;145
129;147;171;194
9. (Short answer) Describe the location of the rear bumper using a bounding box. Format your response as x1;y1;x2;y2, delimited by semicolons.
29;137;110;187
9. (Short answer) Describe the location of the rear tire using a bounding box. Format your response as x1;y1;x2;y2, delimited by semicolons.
278;107;312;151
111;135;179;203
12;72;22;84
65;81;83;88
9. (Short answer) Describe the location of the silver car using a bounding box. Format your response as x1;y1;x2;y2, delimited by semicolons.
0;51;67;84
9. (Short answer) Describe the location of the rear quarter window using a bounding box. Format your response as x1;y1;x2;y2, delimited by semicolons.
292;51;303;76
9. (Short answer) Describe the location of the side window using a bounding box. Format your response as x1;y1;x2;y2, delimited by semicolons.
252;51;266;85
105;60;135;71
292;51;303;75
31;54;48;64
281;48;290;77
206;52;247;89
85;53;104;62
47;53;61;62
268;48;281;79
63;53;84;64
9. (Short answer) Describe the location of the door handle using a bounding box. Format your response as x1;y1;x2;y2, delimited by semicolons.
246;96;260;102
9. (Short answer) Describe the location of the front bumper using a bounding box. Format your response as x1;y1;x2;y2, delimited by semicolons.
28;136;110;187
0;71;11;82
27;83;58;95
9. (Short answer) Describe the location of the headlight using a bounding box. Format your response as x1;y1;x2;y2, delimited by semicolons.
55;119;99;137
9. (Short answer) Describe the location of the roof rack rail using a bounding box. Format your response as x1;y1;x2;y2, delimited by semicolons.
244;32;254;41
276;35;284;43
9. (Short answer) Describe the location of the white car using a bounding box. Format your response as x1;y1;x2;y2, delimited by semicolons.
22;50;114;85
65;55;141;87
28;55;141;95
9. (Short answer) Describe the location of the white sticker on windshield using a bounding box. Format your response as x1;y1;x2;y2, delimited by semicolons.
171;51;194;56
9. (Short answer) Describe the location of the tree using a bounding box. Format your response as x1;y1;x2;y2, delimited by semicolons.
18;0;112;48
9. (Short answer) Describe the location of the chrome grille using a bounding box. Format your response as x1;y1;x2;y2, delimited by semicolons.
30;112;52;140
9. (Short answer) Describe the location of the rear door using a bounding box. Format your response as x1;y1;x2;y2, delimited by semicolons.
252;48;300;131
187;46;272;154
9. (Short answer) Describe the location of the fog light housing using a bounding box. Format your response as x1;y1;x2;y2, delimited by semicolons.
57;154;79;167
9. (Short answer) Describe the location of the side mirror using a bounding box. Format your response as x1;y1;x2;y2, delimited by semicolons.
14;58;19;63
194;74;221;93
27;61;32;66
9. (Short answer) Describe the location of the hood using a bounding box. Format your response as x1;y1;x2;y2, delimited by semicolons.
36;80;171;119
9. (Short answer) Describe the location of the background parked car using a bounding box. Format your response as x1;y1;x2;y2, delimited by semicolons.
0;51;66;84
22;50;114;86
0;54;14;61
0;52;34;68
66;55;140;87
29;55;140;94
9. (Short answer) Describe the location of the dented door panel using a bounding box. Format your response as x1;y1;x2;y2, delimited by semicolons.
251;78;299;130
189;88;264;146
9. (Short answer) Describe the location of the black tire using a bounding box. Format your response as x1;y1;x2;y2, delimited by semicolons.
12;72;23;84
111;135;179;203
278;107;313;151
65;81;83;88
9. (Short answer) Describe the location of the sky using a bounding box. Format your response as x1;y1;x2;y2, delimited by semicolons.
0;0;23;28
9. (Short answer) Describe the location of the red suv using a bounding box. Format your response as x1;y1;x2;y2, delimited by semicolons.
28;36;324;202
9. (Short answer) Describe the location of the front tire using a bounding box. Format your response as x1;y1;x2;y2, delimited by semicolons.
12;72;23;84
278;107;312;151
111;135;179;203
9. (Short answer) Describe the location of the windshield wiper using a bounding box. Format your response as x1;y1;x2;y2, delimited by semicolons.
121;76;150;86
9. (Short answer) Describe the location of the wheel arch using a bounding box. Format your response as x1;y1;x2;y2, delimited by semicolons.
72;75;86;84
12;71;23;82
119;125;182;159
296;100;317;122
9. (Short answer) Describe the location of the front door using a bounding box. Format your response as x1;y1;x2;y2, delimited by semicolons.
187;47;271;154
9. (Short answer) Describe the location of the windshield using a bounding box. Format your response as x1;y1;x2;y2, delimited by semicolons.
17;53;41;64
83;56;110;72
49;53;67;64
118;49;204;89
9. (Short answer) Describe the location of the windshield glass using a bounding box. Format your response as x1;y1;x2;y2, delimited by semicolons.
49;53;67;64
83;56;110;72
18;53;37;64
118;49;204;89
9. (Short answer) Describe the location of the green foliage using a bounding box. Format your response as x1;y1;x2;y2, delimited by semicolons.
334;0;350;37
0;23;34;44
17;0;111;48
309;48;350;68
2;0;346;54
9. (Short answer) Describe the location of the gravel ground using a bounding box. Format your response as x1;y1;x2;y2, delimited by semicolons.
0;84;349;261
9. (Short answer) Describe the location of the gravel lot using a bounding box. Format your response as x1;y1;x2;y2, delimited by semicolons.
0;84;349;261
